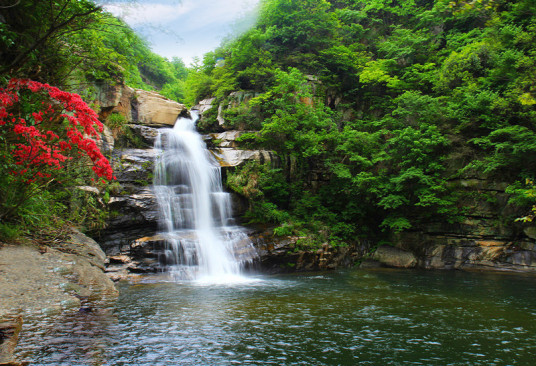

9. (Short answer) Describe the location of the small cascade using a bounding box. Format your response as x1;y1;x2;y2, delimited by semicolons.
153;111;257;281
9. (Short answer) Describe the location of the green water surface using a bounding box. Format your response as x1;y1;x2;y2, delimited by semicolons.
16;268;536;365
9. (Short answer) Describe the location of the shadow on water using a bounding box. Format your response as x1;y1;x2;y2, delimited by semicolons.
15;269;536;365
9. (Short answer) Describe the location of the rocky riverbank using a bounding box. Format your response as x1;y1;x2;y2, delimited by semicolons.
0;229;117;365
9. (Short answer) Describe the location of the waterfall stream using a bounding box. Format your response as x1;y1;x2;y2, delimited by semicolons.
153;111;256;281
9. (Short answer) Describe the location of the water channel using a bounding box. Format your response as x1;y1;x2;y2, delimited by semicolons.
16;269;536;365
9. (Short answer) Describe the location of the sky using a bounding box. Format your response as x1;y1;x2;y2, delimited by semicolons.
99;0;260;66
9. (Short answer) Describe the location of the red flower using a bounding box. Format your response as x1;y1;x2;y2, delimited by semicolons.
1;78;115;183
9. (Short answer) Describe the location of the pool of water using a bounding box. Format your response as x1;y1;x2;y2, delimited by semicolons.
15;269;536;365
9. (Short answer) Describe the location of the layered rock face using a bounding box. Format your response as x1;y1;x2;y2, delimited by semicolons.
92;82;188;127
94;91;284;275
90;83;188;260
370;179;536;272
95;141;160;259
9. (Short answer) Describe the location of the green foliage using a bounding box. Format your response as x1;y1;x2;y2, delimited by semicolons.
0;3;189;100
252;68;336;158
506;179;536;222
106;112;127;131
195;0;536;245
160;80;187;103
0;0;102;84
0;221;22;241
7;0;536;244
469;125;536;177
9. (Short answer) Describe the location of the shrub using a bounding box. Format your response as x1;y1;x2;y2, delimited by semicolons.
0;78;115;224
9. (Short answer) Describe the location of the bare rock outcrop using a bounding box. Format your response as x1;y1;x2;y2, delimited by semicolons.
133;90;188;127
91;83;187;127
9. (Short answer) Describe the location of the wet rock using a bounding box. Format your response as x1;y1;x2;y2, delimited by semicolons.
0;316;22;365
372;245;417;268
130;235;167;260
108;255;132;264
112;148;156;184
97;186;159;255
108;189;159;223
103;235;169;277
212;148;278;167
128;124;161;145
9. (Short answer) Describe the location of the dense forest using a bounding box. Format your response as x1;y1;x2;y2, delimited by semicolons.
186;0;536;247
1;0;536;249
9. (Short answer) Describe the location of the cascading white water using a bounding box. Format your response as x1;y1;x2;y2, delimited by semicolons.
153;111;257;281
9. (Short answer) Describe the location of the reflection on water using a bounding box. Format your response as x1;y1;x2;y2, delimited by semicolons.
15;269;536;365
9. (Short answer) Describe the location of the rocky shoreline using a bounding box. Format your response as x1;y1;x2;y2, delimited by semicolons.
0;229;117;365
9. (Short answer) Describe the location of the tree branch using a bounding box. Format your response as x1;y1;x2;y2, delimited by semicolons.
0;0;20;9
2;3;101;73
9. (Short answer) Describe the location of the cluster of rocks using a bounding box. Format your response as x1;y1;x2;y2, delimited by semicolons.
252;232;367;273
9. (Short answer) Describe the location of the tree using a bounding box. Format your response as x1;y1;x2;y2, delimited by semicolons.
0;0;102;84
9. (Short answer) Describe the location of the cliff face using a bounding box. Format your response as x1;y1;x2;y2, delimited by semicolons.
93;88;285;276
90;83;185;261
95;88;536;275
386;179;536;272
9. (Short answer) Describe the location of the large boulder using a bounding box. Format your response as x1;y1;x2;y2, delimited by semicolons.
372;245;418;268
133;90;187;127
0;229;117;318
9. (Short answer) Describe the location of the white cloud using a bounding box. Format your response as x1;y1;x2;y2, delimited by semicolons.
98;0;260;66
102;2;194;25
185;0;259;27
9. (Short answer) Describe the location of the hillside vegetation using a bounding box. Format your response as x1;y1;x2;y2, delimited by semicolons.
1;0;536;249
186;0;536;246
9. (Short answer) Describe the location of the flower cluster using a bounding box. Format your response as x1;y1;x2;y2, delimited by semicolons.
0;79;115;184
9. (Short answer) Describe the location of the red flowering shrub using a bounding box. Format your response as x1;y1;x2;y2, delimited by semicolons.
0;78;115;220
0;79;114;183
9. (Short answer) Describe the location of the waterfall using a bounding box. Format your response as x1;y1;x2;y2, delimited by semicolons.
153;111;257;281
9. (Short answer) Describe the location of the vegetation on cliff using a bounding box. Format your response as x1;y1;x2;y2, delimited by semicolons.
187;0;536;247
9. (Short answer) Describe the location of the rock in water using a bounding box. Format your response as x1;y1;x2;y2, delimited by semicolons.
0;315;23;365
